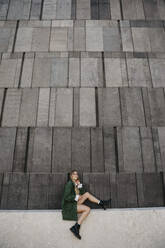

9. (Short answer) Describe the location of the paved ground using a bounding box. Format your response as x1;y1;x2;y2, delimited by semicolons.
1;208;165;247
0;0;165;209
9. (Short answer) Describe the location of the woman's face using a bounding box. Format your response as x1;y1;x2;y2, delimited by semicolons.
70;171;79;181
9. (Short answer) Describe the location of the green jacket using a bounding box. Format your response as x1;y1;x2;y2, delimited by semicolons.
61;179;86;221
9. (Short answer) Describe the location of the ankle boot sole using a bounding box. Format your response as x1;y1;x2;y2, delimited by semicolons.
70;227;81;239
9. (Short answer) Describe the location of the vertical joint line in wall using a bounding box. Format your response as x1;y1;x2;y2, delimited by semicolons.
24;127;30;173
98;0;100;19
48;87;51;127
71;128;73;169
141;87;147;127
102;127;105;172
118;87;123;126
0;88;7;127
67;56;69;88
35;87;40;127
12;20;19;53
73;21;75;52
48;22;52;53
31;52;35;86
0;173;4;208
129;22;135;52
163;88;165;110
6;0;11;20
84;21;86;51
147;53;154;88
18;52;25;88
51;127;54;173
54;89;57;126
78;87;80;127
72;0;75;20
29;0;33;20
90;128;92;172
117;20;123;51
26;172;30;209
119;0;123;20
163;20;165;32
102;52;106;88
139;126;145;172
141;0;146;20
74;0;77;20
95;87;99;127
79;52;81;87
124;52;129;87
114;127;119;173
72;88;74;127
109;0;111;20
40;0;44;20
151;127;158;173
135;172;140;207
12;127;18;172
160;171;165;206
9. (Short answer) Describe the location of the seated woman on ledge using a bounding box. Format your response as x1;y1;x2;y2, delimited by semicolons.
61;169;111;240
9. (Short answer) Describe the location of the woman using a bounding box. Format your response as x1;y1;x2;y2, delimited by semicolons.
61;169;111;240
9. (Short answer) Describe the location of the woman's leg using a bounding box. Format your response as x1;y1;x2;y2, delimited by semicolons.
77;192;100;205
77;204;91;225
75;192;100;225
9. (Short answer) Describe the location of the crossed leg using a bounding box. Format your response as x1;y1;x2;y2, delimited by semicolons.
76;192;100;225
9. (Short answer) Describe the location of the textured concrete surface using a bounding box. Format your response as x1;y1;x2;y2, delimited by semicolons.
0;208;165;248
0;1;165;244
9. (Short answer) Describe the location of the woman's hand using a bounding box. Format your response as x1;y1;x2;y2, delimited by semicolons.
76;179;80;185
78;195;83;201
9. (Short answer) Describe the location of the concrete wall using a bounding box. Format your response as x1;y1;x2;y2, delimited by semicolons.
0;207;165;248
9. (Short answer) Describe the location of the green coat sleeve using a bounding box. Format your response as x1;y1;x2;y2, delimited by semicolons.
63;182;76;202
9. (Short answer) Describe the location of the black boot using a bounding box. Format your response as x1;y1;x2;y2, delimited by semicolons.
98;198;112;210
70;222;81;240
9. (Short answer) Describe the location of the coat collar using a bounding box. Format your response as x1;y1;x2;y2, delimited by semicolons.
69;179;75;186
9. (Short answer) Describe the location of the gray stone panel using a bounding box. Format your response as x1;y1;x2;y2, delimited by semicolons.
149;58;165;87
27;127;52;172
120;87;145;126
148;88;165;126
72;128;90;172
0;53;22;88
37;88;50;126
0;127;16;172
117;127;143;173
127;57;152;87
1;173;29;209
7;0;31;20
28;173;49;209
140;127;156;172
13;128;28;172
136;172;164;207
19;88;38;127
103;127;116;173
52;128;71;172
116;173;138;208
0;22;16;52
79;88;96;127
55;88;73;127
98;88;121;126
91;128;104;172
2;89;22;127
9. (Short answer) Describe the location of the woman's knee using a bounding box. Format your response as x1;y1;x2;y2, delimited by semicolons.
86;206;91;214
84;192;90;197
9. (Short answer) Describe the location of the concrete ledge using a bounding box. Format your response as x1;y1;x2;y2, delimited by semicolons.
0;208;165;248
